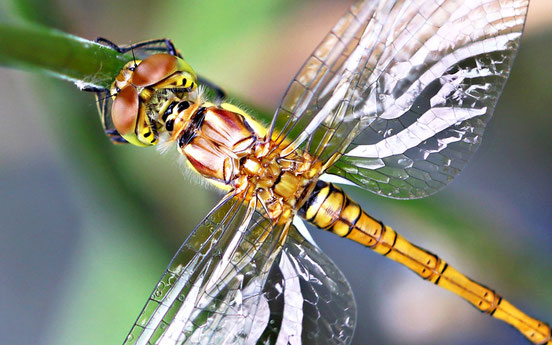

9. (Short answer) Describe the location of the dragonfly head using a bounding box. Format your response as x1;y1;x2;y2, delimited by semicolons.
109;53;197;146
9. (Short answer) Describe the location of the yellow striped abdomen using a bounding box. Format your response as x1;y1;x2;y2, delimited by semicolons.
299;180;551;345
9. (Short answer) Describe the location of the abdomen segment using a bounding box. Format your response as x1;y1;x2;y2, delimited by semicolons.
299;180;551;345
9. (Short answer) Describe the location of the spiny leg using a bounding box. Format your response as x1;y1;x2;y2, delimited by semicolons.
95;37;178;56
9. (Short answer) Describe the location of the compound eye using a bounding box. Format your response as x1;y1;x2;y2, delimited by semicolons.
131;54;178;87
111;85;139;135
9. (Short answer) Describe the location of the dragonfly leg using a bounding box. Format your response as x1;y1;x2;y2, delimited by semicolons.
95;37;179;56
301;181;551;344
81;85;107;93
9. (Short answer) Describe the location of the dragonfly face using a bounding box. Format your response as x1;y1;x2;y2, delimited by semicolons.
93;0;550;344
96;45;197;147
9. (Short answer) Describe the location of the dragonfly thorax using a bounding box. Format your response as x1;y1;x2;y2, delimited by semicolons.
247;151;322;223
176;104;259;184
169;102;323;223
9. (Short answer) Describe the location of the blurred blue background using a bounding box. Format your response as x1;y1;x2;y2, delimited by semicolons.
0;0;550;344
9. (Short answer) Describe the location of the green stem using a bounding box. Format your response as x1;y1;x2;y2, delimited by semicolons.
0;22;131;88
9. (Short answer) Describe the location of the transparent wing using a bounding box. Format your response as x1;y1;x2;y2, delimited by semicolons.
269;0;378;164
328;0;529;199
124;197;356;345
259;222;357;345
124;195;289;345
269;0;529;199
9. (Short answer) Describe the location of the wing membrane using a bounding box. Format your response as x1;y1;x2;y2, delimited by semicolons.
124;199;356;345
270;0;528;198
259;222;357;345
124;195;289;345
270;0;380;163
329;0;529;198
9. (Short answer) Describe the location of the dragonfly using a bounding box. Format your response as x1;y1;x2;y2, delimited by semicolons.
93;0;550;344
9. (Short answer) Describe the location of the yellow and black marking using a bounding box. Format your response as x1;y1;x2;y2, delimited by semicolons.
300;180;551;345
160;100;192;132
152;71;196;92
134;79;196;146
135;106;159;146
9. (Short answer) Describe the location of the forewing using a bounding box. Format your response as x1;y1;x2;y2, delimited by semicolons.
328;0;529;199
269;0;379;163
124;195;289;345
270;0;528;199
259;222;357;345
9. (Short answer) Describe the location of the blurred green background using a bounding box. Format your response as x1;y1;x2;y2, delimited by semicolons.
0;0;550;344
